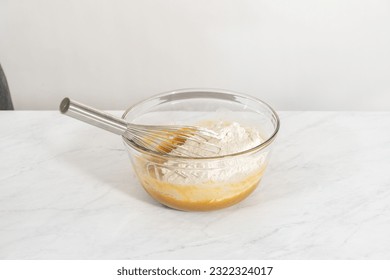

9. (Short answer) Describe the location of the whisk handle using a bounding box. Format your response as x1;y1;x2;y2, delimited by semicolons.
59;98;127;135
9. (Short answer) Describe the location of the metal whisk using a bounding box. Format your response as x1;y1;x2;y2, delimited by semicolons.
59;98;220;157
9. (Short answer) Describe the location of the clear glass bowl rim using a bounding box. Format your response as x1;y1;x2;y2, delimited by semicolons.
121;88;280;160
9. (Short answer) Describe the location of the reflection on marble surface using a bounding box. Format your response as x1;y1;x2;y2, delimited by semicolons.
0;111;390;259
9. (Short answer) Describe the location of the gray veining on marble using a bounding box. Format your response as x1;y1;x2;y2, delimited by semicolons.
0;111;390;259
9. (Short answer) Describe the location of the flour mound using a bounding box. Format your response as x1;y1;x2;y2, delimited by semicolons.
161;121;266;184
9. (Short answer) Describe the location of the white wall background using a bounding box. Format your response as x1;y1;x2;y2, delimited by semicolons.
0;0;389;110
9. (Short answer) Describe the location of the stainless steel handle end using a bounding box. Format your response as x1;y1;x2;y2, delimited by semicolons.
60;97;70;113
59;97;127;135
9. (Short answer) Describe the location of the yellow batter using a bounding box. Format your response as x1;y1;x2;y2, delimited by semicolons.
133;156;266;211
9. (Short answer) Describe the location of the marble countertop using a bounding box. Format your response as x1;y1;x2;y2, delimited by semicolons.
1;111;389;259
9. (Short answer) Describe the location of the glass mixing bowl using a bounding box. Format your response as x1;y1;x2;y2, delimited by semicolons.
122;89;280;211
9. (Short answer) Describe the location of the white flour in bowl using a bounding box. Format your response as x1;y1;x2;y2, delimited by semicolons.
160;121;266;184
